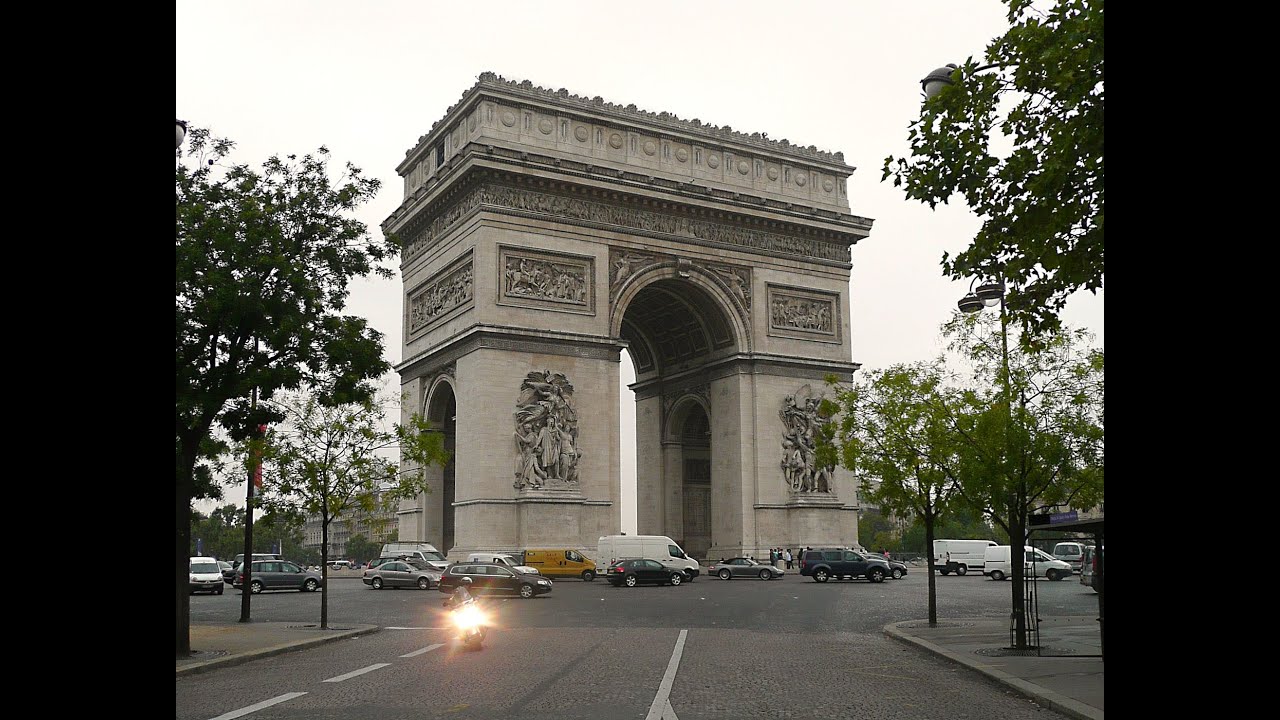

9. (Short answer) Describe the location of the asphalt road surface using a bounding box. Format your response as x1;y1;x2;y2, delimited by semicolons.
179;569;1099;720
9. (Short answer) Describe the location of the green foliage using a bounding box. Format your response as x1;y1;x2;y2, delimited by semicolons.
883;0;1103;342
253;389;450;627
176;128;395;652
941;311;1104;533
189;505;244;560
857;511;895;551
345;533;380;565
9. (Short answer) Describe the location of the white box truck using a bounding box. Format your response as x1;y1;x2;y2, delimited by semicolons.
596;535;700;580
932;539;998;576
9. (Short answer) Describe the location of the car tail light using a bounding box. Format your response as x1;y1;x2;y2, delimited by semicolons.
615;566;625;572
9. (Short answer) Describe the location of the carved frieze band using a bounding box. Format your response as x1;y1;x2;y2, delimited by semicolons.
403;183;851;265
498;245;595;315
407;251;474;337
767;284;840;343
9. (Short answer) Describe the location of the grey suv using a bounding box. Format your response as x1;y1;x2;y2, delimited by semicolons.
233;560;323;593
799;548;890;583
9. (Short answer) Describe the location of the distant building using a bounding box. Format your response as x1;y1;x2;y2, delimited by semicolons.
303;493;399;558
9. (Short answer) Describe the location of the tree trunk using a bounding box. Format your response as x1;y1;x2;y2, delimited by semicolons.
320;517;329;629
176;445;195;657
924;510;938;626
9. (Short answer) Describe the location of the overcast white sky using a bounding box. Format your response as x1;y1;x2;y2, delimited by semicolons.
179;0;1103;529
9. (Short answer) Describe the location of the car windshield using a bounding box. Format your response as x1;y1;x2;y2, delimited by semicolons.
744;559;758;565
191;563;219;573
423;552;447;561
407;560;433;570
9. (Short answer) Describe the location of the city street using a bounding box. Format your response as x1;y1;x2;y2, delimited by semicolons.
179;569;1100;719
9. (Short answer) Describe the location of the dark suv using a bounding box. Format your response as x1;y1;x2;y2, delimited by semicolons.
800;548;890;583
438;563;553;599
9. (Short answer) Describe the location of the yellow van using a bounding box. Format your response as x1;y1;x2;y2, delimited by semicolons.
522;549;598;581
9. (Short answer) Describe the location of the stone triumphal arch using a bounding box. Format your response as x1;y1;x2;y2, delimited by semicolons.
384;73;874;561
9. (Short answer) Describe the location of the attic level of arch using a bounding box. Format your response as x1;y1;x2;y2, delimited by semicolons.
392;167;867;269
387;140;873;235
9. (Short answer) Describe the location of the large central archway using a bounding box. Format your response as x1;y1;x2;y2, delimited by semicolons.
616;270;744;560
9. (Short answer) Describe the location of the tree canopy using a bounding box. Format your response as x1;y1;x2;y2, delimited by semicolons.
175;128;396;656
883;0;1103;342
257;390;450;628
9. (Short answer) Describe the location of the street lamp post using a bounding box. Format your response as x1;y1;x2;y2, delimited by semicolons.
958;277;1034;648
176;120;188;150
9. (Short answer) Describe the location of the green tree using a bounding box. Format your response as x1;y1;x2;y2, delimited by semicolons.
346;533;380;566
190;504;245;561
943;311;1103;647
857;510;894;553
254;509;315;565
883;0;1104;342
826;361;971;625
257;390;450;628
175;129;395;656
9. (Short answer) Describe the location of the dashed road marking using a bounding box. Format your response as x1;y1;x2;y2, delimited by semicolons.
323;663;391;682
207;692;306;719
401;643;445;657
645;629;687;720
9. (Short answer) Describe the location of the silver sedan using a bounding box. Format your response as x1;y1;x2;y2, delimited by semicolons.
711;557;784;580
362;560;442;590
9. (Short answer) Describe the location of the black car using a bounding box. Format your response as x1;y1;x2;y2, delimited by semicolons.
607;558;687;587
437;563;552;599
799;548;889;583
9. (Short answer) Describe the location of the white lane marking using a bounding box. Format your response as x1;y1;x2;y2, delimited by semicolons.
385;626;447;630
207;692;307;720
645;629;688;720
322;663;391;682
400;643;445;658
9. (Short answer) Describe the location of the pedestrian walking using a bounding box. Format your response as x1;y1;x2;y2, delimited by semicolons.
784;548;793;570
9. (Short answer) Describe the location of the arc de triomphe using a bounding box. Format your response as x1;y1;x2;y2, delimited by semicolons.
384;73;873;561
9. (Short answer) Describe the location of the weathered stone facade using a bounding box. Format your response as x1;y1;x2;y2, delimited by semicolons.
387;73;871;561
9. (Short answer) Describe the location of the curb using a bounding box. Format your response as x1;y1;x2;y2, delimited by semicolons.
883;621;1103;720
176;624;382;677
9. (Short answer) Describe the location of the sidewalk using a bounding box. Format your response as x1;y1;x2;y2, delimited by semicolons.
886;614;1103;720
176;621;381;676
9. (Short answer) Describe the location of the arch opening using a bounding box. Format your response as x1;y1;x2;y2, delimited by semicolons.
425;379;456;553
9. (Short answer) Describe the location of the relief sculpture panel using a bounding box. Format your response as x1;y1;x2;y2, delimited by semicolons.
513;370;582;490
780;384;835;494
767;284;840;343
407;252;474;337
498;246;594;315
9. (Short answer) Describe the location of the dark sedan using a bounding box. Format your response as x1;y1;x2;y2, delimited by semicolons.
710;557;784;580
363;560;441;590
607;558;687;587
437;563;553;599
233;560;324;593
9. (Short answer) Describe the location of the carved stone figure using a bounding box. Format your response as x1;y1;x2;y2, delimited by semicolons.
514;370;581;489
780;384;835;493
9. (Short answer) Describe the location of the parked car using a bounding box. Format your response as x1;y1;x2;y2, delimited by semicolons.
437;563;552;599
1080;546;1102;593
1052;541;1093;573
799;548;889;583
190;557;225;595
710;557;784;580
607;558;688;587
362;560;441;590
234;560;324;593
464;552;540;575
330;560;354;570
219;560;235;585
883;558;909;580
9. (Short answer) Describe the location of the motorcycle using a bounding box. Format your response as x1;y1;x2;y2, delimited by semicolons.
444;595;488;650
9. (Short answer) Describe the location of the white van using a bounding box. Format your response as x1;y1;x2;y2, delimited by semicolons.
983;545;1074;581
1051;541;1092;573
597;535;700;579
932;539;998;576
380;542;449;570
465;552;540;575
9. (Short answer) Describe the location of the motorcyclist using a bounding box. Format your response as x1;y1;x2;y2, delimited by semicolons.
447;576;475;607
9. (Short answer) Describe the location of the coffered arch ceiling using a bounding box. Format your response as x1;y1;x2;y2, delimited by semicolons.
619;279;736;378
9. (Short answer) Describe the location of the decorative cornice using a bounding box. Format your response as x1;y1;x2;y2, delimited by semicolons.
395;177;860;268
397;325;628;379
403;71;851;170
